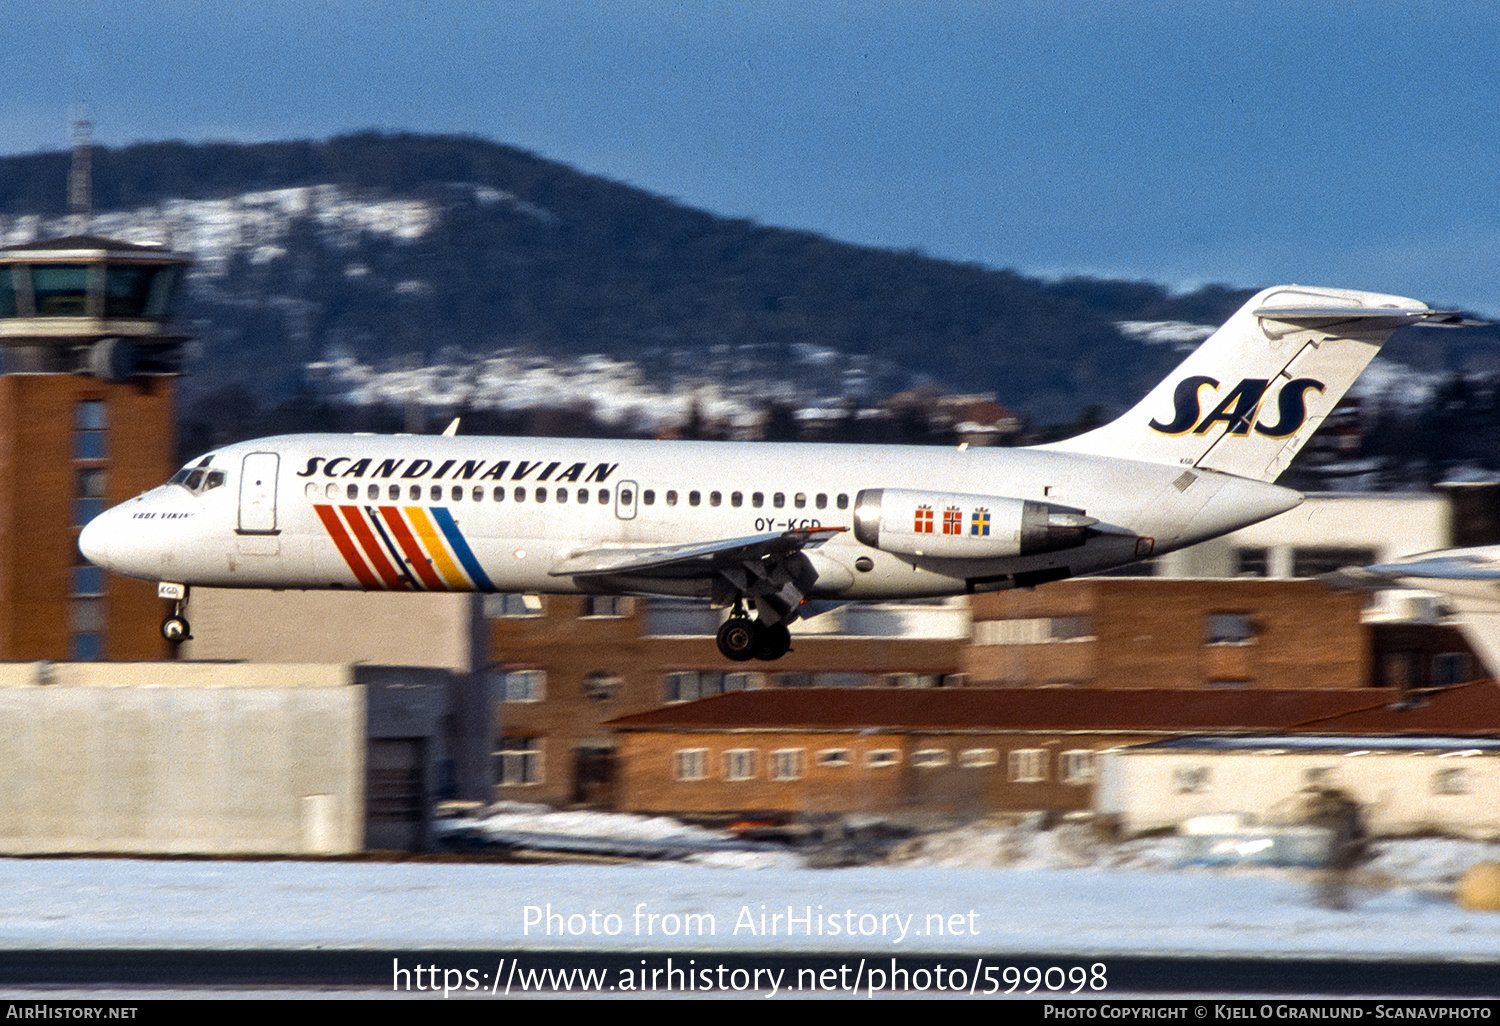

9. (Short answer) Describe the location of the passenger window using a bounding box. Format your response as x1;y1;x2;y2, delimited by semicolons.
556;488;567;503
598;489;609;504
752;492;763;508
620;489;633;505
389;484;400;501
794;493;806;509
709;491;721;507
536;488;547;502
773;493;785;509
409;485;420;501
452;485;463;501
515;487;526;501
577;489;588;503
837;494;849;510
430;485;442;501
326;483;339;499
643;489;655;505
815;493;827;509
347;483;359;500
368;484;379;500
666;490;678;506
494;487;505;501
689;491;701;507
731;492;742;507
473;486;484;502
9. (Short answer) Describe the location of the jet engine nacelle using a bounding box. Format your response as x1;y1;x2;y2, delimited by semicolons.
852;488;1097;560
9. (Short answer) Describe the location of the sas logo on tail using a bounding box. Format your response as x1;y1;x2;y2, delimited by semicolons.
1148;376;1325;437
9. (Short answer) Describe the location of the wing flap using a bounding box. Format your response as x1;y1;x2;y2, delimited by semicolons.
550;526;845;578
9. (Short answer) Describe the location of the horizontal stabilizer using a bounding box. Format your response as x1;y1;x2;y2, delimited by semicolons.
1252;306;1477;329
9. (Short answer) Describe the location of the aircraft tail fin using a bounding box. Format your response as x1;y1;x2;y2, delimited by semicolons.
1047;285;1465;482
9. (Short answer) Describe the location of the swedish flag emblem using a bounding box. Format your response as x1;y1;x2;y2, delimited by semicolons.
971;507;990;536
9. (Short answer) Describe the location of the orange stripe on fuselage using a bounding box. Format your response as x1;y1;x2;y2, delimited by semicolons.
314;504;382;590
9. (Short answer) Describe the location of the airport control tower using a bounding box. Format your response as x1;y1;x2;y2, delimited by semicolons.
0;235;191;659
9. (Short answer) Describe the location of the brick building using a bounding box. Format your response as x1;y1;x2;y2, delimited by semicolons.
607;682;1500;821
964;577;1480;690
487;595;967;807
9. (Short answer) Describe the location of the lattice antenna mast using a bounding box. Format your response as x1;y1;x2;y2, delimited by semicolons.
68;109;93;230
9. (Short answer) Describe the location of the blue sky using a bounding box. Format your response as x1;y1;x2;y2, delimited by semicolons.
6;1;1500;314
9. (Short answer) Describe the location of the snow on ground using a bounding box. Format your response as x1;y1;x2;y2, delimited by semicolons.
0;815;1496;959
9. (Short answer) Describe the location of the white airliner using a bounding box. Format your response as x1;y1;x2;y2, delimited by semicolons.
80;285;1464;660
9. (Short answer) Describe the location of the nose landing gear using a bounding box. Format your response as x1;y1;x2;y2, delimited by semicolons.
158;582;192;644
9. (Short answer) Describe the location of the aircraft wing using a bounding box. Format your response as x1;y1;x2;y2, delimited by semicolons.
549;526;846;579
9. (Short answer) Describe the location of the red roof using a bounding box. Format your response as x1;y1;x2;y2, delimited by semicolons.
606;681;1500;736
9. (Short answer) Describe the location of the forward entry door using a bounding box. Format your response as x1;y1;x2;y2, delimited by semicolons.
238;452;280;534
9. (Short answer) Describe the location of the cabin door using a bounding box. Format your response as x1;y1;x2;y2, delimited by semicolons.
238;452;280;534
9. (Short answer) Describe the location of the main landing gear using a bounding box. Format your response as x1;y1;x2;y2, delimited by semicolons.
159;582;191;644
715;603;793;662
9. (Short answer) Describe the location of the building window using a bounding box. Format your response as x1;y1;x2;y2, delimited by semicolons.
881;673;946;688
865;749;900;768
770;749;804;781
642;599;720;637
663;670;751;702
582;596;631;618
1061;750;1095;784
816;749;852;767
973;616;1094;646
486;593;542;617
724;749;757;781
492;669;545;703
1008;749;1047;783
675;749;708;782
1204;613;1257;646
959;748;998;768
1434;653;1470;687
1432;766;1469;796
912;749;950;769
1173;766;1211;794
73;403;106;469
1292;547;1378;578
495;736;541;786
1235;547;1270;577
582;671;620;702
74;467;107;527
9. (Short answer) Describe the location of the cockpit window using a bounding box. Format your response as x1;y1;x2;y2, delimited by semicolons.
170;462;226;496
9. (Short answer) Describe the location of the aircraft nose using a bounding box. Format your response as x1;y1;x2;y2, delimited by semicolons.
78;508;114;568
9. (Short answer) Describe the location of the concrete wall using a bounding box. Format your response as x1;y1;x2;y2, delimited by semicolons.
178;589;474;669
0;662;365;854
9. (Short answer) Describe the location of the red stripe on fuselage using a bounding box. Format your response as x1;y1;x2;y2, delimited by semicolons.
377;506;447;591
314;504;382;590
338;505;409;590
